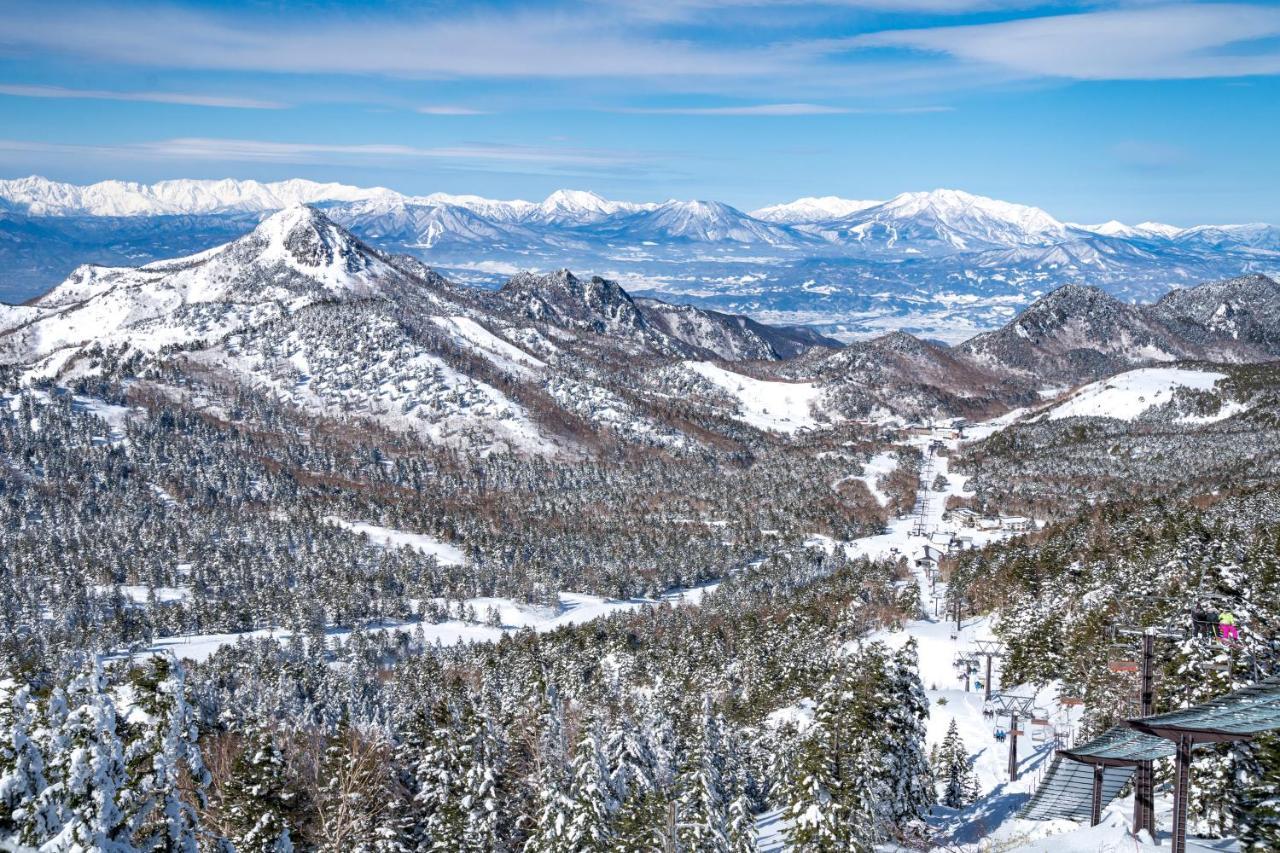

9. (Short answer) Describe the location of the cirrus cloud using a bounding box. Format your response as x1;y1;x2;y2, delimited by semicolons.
849;3;1280;80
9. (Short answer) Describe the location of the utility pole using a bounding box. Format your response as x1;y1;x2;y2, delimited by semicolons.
972;639;1005;701
1009;710;1020;780
988;693;1036;781
1113;624;1180;839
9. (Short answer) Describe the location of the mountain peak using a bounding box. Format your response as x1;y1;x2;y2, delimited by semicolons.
750;196;881;223
880;189;1064;234
539;189;614;215
500;268;646;333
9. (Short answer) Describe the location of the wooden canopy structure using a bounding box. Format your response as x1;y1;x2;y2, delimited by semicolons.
1019;676;1280;853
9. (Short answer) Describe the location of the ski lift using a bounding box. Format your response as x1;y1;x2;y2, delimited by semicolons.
1030;707;1050;725
1108;660;1139;673
1061;697;1084;707
1191;601;1223;639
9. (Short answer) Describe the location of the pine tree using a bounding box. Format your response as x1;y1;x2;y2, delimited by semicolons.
41;664;138;853
222;727;297;853
415;701;468;850
883;640;935;825
125;657;208;853
522;687;574;853
676;698;730;852
562;720;615;852
784;661;885;853
1240;732;1280;851
937;719;976;809
0;684;56;846
458;706;504;852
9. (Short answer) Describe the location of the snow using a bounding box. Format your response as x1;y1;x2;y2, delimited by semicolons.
431;315;545;377
0;175;399;216
1043;367;1226;422
750;196;881;224
685;361;825;433
93;585;191;604
834;450;896;506
323;517;467;566
132;582;720;664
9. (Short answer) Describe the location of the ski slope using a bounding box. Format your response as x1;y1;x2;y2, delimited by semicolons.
685;361;825;433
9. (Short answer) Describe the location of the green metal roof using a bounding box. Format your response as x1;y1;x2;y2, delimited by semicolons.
1129;677;1280;740
1061;725;1175;765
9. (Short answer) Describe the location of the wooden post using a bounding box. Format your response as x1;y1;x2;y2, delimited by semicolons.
1091;764;1104;826
1133;760;1154;838
1134;632;1156;838
1008;711;1019;781
1172;734;1192;853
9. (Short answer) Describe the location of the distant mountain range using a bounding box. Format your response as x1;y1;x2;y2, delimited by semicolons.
2;176;1277;343
3;204;1277;456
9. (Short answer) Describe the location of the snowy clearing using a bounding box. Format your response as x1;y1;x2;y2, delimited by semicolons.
133;583;720;664
323;516;467;565
685;360;825;433
1043;367;1225;422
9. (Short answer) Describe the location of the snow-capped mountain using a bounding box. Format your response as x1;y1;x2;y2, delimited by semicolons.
1075;220;1183;240
751;196;881;224
816;189;1070;253
955;276;1280;385
0;175;396;216
3;176;1277;344
0;206;843;453
595;200;806;246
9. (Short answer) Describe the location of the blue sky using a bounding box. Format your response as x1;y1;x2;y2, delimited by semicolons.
0;0;1277;225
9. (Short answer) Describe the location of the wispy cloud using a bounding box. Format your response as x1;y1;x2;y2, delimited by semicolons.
612;0;1052;23
616;102;951;114
0;137;646;170
417;105;490;115
1112;139;1194;172
0;83;286;109
849;3;1280;80
0;3;771;79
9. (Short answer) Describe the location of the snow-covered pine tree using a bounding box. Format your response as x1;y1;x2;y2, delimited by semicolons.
883;640;935;825
458;704;505;852
937;719;976;809
605;713;663;853
675;697;730;852
0;684;56;846
40;663;138;853
124;656;208;853
221;727;297;853
521;686;574;853
1239;732;1280;851
414;701;468;850
784;661;886;853
562;719;616;852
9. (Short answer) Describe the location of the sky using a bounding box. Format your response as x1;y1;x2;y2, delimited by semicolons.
0;0;1277;225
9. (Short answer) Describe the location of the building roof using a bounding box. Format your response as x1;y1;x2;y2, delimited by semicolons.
1129;677;1280;742
1060;725;1175;766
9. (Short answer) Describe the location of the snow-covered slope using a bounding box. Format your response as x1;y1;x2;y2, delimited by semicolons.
751;196;880;224
1041;367;1226;421
820;189;1070;253
0;205;408;363
684;361;826;433
0;175;396;216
